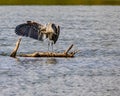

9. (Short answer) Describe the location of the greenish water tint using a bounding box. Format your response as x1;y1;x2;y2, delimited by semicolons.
0;0;120;5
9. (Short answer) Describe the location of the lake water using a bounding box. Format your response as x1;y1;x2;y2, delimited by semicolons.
0;6;120;96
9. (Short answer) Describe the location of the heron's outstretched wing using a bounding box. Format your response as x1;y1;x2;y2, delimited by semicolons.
15;21;43;41
52;25;60;44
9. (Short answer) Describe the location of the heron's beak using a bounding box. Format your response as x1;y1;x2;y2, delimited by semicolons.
40;25;46;31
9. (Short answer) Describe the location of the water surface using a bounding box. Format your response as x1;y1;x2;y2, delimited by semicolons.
0;6;120;96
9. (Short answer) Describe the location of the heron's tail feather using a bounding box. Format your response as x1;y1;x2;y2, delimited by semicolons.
52;25;60;44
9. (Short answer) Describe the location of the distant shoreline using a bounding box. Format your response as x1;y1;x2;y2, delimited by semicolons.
0;0;120;5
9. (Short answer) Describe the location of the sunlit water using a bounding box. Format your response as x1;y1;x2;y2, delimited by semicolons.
0;6;120;96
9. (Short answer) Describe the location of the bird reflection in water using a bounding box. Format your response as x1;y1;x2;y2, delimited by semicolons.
16;57;58;65
45;58;57;64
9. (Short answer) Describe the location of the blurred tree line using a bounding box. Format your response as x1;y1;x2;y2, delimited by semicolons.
0;0;120;5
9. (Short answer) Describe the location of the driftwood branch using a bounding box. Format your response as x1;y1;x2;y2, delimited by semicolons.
64;44;73;54
10;37;21;58
10;38;79;58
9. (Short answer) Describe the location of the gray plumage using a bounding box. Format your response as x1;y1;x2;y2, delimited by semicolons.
15;21;44;40
15;21;60;50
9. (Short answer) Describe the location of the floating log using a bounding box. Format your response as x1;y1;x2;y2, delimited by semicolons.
10;38;79;58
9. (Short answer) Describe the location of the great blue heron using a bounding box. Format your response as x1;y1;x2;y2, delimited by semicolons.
40;23;60;51
15;21;60;51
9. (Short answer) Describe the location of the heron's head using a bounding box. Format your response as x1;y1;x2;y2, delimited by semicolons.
46;23;56;33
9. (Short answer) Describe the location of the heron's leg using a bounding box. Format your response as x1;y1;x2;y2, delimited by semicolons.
51;41;54;52
48;41;50;52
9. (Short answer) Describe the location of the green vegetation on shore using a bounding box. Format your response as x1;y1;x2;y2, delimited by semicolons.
0;0;120;5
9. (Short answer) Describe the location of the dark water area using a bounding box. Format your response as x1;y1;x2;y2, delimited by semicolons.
0;6;120;96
